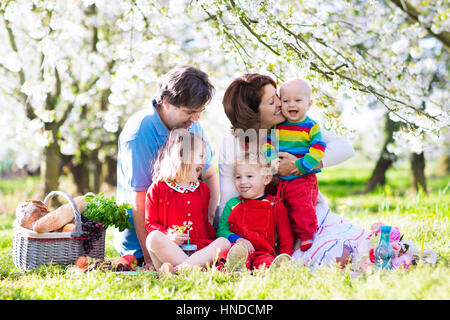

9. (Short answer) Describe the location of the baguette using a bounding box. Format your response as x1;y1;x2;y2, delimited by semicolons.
33;195;88;233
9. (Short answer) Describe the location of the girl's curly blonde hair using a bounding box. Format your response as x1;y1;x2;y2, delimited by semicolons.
152;129;206;184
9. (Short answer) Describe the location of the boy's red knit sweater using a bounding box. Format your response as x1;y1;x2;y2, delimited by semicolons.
217;194;293;256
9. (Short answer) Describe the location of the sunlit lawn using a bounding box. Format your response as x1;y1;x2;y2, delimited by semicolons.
0;158;449;300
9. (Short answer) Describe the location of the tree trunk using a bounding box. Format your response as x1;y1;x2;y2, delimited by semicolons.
365;115;400;192
435;154;450;176
70;149;105;195
40;127;61;199
91;150;102;194
434;129;449;177
70;153;90;195
103;155;117;186
411;152;428;194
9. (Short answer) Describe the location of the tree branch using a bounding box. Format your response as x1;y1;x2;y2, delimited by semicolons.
390;0;450;48
228;0;280;56
199;3;440;123
57;103;74;128
277;21;439;122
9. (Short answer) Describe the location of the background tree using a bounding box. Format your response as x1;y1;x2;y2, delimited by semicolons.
0;0;234;197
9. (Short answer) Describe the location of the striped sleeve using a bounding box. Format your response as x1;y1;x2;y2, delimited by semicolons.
296;123;327;174
262;127;279;163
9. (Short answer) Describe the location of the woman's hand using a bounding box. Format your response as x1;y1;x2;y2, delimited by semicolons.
278;152;299;176
236;238;255;254
278;152;323;176
313;161;323;169
168;232;189;246
269;158;281;174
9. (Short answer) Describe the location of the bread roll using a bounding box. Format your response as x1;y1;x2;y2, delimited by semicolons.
15;200;49;230
33;195;88;233
56;219;75;232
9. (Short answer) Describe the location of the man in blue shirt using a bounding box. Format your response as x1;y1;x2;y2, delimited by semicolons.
114;66;219;267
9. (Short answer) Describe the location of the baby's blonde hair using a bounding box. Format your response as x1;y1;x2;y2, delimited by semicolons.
152;129;206;184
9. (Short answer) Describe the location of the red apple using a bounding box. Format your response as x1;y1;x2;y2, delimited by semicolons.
75;256;88;270
122;254;138;268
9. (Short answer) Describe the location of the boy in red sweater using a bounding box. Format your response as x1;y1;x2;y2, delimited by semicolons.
217;152;293;271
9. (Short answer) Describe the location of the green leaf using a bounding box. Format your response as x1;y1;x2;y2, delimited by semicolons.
83;193;133;230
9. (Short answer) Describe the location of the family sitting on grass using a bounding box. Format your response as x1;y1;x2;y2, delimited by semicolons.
113;65;426;275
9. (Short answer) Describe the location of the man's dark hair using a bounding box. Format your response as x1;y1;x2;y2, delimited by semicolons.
155;65;215;109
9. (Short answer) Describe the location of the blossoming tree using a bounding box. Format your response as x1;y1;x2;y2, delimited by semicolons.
0;0;233;196
0;0;448;197
196;0;449;192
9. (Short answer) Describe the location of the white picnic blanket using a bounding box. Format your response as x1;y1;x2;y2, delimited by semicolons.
292;192;371;268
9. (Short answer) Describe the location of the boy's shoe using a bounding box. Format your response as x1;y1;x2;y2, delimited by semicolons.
269;253;292;271
300;239;313;252
226;243;248;273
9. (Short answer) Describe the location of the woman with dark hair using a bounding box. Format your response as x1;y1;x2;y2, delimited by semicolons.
218;73;370;269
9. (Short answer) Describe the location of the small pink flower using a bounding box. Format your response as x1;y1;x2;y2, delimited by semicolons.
390;227;402;242
370;222;382;235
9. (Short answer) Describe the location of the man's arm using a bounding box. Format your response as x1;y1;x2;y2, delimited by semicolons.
201;166;219;225
133;190;152;265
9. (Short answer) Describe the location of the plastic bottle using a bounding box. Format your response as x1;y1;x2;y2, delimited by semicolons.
374;225;394;269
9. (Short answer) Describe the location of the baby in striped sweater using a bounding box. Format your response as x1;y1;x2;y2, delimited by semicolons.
263;79;326;252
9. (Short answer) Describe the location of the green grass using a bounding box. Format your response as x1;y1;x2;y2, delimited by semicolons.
0;158;449;300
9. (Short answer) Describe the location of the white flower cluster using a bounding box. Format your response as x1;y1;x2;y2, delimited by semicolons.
0;0;237;170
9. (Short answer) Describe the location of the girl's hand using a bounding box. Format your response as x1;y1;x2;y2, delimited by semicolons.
141;261;156;271
236;238;255;254
168;232;190;246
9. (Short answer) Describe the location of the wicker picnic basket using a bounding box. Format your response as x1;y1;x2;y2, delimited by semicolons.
12;190;105;270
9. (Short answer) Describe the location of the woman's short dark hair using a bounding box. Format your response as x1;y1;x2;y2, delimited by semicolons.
155;65;215;110
222;73;277;131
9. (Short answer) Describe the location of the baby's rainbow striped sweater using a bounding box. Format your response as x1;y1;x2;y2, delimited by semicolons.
263;116;327;180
